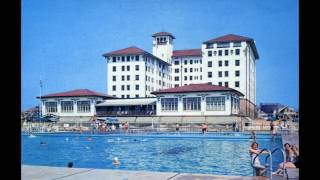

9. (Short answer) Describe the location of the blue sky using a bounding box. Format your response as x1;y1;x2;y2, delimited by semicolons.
22;0;299;111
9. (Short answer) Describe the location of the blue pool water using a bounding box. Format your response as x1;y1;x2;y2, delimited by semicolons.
22;132;283;176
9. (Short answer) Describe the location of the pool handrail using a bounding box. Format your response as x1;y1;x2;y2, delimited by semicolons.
251;148;273;180
265;148;289;180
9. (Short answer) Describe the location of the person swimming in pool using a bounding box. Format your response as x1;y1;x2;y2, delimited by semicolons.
249;142;266;176
112;157;120;165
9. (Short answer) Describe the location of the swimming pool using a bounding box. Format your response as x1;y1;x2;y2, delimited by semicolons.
22;132;283;176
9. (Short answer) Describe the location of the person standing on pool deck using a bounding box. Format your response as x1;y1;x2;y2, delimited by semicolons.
176;123;180;132
250;130;256;141
123;122;129;133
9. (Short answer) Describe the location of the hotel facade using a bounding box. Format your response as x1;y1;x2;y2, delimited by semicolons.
102;32;259;118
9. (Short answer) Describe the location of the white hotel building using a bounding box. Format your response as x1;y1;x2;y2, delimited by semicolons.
102;32;259;118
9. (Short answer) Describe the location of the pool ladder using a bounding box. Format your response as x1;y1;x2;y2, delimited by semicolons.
251;148;288;180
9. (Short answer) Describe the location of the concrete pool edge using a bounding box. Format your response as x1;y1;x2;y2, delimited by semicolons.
21;165;270;180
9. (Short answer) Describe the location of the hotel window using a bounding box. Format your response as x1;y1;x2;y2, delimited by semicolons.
184;60;187;65
127;95;130;98
218;82;222;86
208;82;212;85
127;75;130;81
190;68;193;72
190;76;193;80
161;98;178;111
112;85;116;91
235;81;240;87
151;77;154;82
225;50;229;56
235;60;240;66
208;51;212;57
112;76;116;81
233;42;241;47
117;57;120;60
122;66;125;71
121;85;125;91
121;56;125;62
208;72;212;78
112;57;116;62
184;76;187;80
121;95;125;98
135;75;139;80
135;65;139;71
175;84;179;87
135;55;139;61
217;42;230;48
175;68;179;73
112;66;116;72
225;71;229;77
121;76;125;81
45;102;57;113
225;60;229;66
184;68;187;73
200;75;202;80
235;71;240;77
225;82;229;87
208;61;212;67
214;51;217;56
127;65;130;71
61;101;73;113
127;85;130;90
218;50;222;56
230;50;234;55
200;67;202;72
206;97;225;111
200;59;202;64
218;71;222;77
135;94;139;98
77;101;90;113
218;61;222;67
174;61;179;65
126;56;130;61
175;76;179;81
183;97;201;111
135;85;139;90
190;60;193;64
235;49;240;55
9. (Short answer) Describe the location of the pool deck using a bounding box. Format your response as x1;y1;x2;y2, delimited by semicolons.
22;165;269;180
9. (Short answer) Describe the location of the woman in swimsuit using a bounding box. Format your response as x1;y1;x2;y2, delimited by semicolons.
249;142;266;176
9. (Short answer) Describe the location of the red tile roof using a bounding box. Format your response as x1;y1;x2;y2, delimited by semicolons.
172;49;202;57
203;34;259;59
152;32;175;39
151;83;244;96
102;46;146;56
102;46;171;66
203;34;253;43
38;89;114;99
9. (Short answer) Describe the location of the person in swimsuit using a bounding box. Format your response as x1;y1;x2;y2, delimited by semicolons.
273;143;297;175
176;123;180;132
250;130;256;141
249;142;266;176
201;123;206;134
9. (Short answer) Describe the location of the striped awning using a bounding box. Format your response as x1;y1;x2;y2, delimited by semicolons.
96;98;156;106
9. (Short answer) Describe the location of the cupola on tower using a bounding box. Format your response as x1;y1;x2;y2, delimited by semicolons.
152;32;175;64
